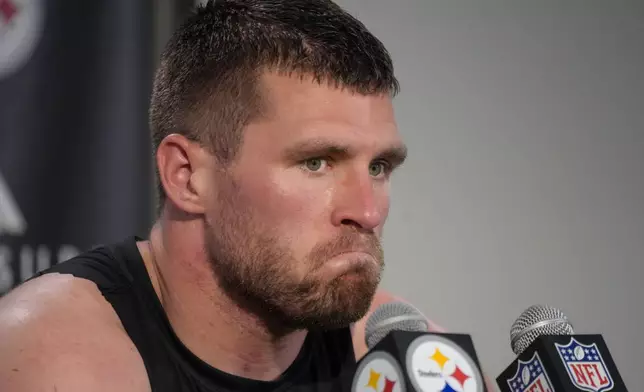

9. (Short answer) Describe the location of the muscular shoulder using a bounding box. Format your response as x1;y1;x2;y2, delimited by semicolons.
0;273;150;392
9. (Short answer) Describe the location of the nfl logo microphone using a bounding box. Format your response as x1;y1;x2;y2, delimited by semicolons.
497;305;628;392
555;337;613;391
505;351;555;392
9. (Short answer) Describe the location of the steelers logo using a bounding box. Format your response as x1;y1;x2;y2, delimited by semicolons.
352;351;406;392
0;0;45;79
405;335;484;392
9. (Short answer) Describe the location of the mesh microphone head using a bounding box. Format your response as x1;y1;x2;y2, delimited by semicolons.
364;301;429;349
510;304;574;355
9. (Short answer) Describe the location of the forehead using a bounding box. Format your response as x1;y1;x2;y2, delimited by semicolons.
250;72;401;147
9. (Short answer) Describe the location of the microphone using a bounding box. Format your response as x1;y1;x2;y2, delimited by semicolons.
346;301;487;392
496;304;628;391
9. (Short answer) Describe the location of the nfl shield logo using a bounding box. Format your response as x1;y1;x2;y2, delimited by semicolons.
555;338;614;392
506;352;555;392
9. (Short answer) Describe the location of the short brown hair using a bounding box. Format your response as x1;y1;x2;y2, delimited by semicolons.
149;0;400;209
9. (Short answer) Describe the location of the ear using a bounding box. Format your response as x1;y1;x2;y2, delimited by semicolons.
156;134;211;215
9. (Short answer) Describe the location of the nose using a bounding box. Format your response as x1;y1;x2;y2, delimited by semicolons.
330;174;385;231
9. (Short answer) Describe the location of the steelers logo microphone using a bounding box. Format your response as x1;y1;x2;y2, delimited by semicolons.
349;302;487;392
496;304;628;392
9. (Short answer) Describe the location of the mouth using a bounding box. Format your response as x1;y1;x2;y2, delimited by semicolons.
322;250;379;278
334;249;375;259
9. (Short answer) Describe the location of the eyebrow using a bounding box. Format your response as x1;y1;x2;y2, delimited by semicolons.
282;138;408;167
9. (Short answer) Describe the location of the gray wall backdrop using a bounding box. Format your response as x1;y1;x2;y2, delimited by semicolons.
333;0;644;389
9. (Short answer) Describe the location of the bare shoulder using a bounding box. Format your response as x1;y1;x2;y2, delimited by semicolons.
0;273;150;392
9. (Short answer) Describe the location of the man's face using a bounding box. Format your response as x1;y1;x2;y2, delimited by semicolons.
204;72;406;331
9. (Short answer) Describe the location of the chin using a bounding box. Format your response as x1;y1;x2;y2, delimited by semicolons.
304;276;379;329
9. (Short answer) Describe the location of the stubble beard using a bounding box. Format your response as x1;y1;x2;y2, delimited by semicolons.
204;176;384;334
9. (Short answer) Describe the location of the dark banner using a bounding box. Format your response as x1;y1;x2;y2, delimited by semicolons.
0;0;155;294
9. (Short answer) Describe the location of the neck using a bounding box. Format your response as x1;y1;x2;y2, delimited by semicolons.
140;219;307;381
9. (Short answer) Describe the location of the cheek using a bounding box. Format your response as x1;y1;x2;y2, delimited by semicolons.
375;184;392;235
240;172;331;236
376;181;391;206
381;193;391;217
252;178;331;274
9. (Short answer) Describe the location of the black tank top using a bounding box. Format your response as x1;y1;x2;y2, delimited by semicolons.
34;236;358;392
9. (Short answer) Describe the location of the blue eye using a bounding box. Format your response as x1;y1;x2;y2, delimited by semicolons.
369;161;390;177
303;158;328;172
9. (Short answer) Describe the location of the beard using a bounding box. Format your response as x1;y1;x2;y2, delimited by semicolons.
204;175;384;333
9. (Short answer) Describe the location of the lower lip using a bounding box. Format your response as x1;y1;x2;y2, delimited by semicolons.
324;252;376;276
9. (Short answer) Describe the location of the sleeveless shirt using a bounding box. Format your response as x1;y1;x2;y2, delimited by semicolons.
33;236;358;392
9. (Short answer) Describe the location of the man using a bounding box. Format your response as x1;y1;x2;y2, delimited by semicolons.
0;1;447;391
